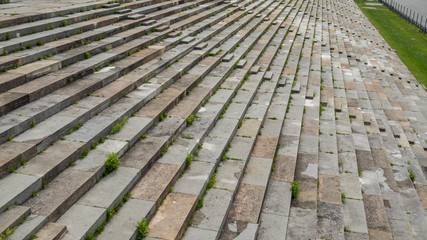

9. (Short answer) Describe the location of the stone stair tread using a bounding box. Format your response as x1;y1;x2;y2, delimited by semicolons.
263;71;273;80
34;222;66;240
131;162;181;204
0;173;41;213
97;199;155;240
222;53;234;62
77;167;140;209
181;37;195;44
0;205;31;234
195;42;208;50
23;168;97;221
142;19;157;26
8;214;47;240
57;204;105;240
128;13;145;20
116;9;132;14
121;136;168;170
103;3;120;8
291;82;300;93
147;192;197;240
16;140;85;183
168;31;182;38
174;161;215;196
391;125;400;138
250;65;260;74
0;141;36;178
237;59;247;68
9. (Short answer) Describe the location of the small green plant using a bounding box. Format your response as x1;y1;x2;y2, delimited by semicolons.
408;169;416;183
160;146;168;156
186;114;195;125
341;192;346;203
104;153;120;176
136;218;149;240
358;168;363;177
62;19;69;27
110;116;128;134
106;209;115;221
140;134;147;140
85;52;92;59
186;153;194;167
159;112;167;121
290;181;300;199
207;173;216;189
344;226;351;233
80;148;90;159
85;233;95;240
0;228;15;240
196;197;204;210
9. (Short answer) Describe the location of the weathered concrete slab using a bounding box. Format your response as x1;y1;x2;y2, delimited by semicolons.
0;173;41;213
98;199;155;240
57;204;105;240
0;205;31;234
34;222;66;240
8;214;47;240
131;162;180;204
191;188;232;232
78;167;140;209
148;192;197;240
174;161;215;196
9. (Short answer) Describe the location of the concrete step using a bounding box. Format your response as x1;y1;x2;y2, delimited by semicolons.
4;0;266;237
149;2;291;239
0;0;211;74
90;1;287;239
0;205;31;235
0;0;223;117
0;0;237;180
33;222;66;240
0;0;231;145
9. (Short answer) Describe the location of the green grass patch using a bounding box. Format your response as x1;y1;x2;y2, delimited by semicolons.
110;116;128;134
354;0;427;87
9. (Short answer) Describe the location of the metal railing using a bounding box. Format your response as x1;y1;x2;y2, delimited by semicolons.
379;0;426;33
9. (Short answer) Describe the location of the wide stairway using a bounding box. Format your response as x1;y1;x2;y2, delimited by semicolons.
0;0;426;239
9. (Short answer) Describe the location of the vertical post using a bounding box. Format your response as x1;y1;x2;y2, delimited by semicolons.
415;13;418;26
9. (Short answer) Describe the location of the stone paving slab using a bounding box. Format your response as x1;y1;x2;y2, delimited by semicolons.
23;169;96;221
190;188;233;233
131;162;180;205
0;205;31;235
57;204;105;240
8;214;47;240
77;167;140;209
98;198;155;240
148;192;197;240
34;222;66;240
0;173;41;213
174;161;215;196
